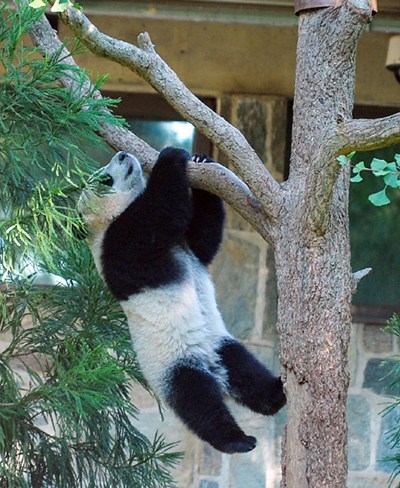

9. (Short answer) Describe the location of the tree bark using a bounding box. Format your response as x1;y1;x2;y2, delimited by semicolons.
277;2;371;486
276;193;352;487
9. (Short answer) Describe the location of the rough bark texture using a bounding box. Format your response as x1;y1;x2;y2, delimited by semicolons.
277;2;371;487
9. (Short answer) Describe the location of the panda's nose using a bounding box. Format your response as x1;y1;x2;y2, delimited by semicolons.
118;151;128;162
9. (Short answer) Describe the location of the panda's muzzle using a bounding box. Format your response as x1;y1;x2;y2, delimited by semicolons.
101;174;114;187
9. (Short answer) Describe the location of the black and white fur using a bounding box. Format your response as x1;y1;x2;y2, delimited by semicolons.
78;147;286;454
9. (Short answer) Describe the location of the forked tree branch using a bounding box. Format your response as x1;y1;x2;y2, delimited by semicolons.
18;0;276;242
57;6;283;220
291;0;373;236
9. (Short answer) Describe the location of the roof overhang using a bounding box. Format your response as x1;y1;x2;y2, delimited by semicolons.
79;0;400;33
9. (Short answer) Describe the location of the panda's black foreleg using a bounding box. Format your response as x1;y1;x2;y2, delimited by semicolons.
217;339;286;416
164;364;256;454
185;189;225;266
185;154;225;266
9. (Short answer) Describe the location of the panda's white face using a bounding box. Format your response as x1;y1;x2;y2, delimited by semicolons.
78;151;146;235
98;151;145;193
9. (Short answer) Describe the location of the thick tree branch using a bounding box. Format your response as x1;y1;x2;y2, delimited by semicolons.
57;6;283;220
18;0;276;242
337;113;400;154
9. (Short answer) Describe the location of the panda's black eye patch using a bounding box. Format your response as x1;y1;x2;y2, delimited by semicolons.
101;175;114;187
126;164;133;177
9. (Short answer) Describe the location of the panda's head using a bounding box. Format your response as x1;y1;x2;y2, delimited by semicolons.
77;151;146;237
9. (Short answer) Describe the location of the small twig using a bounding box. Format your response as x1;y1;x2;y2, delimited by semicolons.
352;267;372;294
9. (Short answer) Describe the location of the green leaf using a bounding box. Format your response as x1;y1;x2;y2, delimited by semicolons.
383;162;399;188
51;0;72;12
337;152;357;167
368;188;391;206
384;173;399;188
349;162;365;182
353;161;366;173
350;174;363;183
337;155;349;166
29;0;46;7
371;158;389;176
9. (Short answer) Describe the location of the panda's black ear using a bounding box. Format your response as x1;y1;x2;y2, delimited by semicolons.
73;214;88;240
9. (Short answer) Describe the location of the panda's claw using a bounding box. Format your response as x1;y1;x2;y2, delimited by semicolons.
191;153;214;164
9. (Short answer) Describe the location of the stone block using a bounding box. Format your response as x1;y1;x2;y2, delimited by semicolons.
212;233;259;340
363;324;393;353
347;395;371;471
131;408;196;487
230;446;266;488
228;420;277;488
347;474;391;488
217;94;287;232
363;358;399;396
199;481;219;488
198;443;222;476
229;96;287;181
231;459;265;488
376;405;399;474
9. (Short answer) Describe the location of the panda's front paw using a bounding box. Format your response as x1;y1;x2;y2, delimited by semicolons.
191;153;214;164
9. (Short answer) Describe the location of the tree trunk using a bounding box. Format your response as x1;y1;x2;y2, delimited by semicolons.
276;185;353;487
277;2;372;486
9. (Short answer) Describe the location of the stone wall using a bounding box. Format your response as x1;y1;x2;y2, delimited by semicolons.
347;322;399;488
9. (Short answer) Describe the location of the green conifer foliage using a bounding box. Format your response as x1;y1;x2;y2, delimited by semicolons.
0;3;181;486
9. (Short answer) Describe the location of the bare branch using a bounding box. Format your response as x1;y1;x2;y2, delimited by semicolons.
58;6;283;220
16;0;276;242
351;267;372;294
337;113;400;154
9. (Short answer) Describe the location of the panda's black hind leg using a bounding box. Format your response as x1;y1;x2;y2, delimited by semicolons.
165;364;256;454
218;339;286;416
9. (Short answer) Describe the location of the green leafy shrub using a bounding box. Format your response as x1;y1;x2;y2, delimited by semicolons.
0;3;180;486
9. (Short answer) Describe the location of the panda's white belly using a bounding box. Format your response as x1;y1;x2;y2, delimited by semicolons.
121;263;230;395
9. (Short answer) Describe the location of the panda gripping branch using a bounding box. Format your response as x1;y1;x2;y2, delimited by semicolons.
78;147;286;454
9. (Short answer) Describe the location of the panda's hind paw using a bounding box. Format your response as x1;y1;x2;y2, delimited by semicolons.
191;153;214;164
219;434;257;454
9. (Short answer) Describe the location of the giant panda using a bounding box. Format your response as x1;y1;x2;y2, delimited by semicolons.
77;147;286;454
